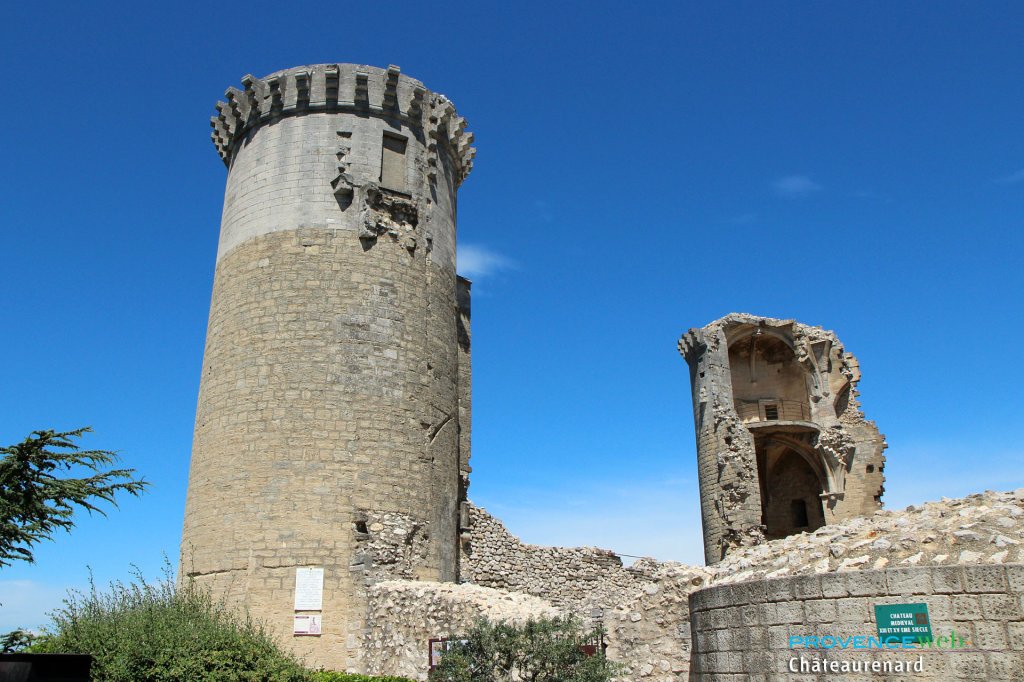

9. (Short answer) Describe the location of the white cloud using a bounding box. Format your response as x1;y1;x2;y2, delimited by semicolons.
457;244;514;280
995;169;1024;185
0;580;73;632
772;175;822;198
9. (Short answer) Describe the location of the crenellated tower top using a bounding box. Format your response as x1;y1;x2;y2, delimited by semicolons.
209;63;475;186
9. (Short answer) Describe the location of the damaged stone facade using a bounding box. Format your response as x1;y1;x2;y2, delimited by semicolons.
370;491;1024;680
184;61;1024;681
182;63;475;671
678;313;887;564
458;504;712;679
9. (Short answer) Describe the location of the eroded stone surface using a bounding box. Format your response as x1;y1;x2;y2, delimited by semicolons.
182;63;475;671
363;581;558;678
439;490;1024;680
679;314;887;564
186;64;1018;679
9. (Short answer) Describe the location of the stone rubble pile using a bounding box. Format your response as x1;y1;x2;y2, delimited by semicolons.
363;491;1024;679
710;488;1024;584
452;489;1024;680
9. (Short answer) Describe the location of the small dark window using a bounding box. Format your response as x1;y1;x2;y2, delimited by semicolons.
354;520;368;535
791;499;809;528
866;464;875;473
764;404;779;420
380;133;408;192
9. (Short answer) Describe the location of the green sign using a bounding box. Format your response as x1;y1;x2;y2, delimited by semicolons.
874;603;932;641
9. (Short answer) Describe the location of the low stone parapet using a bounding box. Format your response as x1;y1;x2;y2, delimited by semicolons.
688;564;1024;680
362;580;559;679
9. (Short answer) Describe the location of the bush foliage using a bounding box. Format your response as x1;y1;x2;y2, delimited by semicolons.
312;674;414;682
32;563;310;682
29;562;598;682
427;616;619;682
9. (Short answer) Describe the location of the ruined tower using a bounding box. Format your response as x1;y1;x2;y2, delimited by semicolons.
181;64;474;671
679;314;886;565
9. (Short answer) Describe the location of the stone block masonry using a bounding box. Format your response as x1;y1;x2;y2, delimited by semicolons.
679;314;887;564
689;564;1024;680
181;63;474;672
180;59;1019;680
461;504;712;680
455;490;1024;680
362;581;559;679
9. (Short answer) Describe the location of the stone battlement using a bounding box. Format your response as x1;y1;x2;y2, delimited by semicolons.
210;63;475;185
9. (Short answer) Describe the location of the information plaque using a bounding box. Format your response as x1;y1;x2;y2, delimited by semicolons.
294;567;324;611
874;603;932;641
293;614;322;636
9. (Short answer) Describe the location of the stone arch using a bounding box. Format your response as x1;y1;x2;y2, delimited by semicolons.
834;381;852;417
759;446;826;538
754;436;827;539
726;325;811;422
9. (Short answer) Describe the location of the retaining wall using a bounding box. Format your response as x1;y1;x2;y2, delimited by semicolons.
688;564;1024;680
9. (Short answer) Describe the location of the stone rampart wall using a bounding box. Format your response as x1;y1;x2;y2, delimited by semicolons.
363;494;1023;679
461;505;644;609
689;564;1024;680
461;504;711;679
363;580;558;680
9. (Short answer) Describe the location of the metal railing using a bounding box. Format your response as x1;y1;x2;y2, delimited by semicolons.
734;399;810;423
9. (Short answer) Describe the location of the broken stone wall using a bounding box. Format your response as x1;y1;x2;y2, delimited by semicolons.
679;320;765;564
384;490;1022;680
460;504;641;609
183;63;475;671
460;504;711;680
363;580;559;679
679;313;887;564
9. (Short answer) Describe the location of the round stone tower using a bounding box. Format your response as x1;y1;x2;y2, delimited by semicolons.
679;314;886;566
181;63;475;671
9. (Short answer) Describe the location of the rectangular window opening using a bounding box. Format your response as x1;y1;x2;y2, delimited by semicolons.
791;499;809;528
763;404;779;421
380;133;408;192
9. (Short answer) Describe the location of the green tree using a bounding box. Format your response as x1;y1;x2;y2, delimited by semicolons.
0;427;147;567
428;616;619;682
1;628;37;653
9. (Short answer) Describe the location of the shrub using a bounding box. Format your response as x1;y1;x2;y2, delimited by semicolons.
32;562;310;682
427;616;619;681
312;674;414;682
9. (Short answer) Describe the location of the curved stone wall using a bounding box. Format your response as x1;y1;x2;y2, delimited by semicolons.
678;314;887;564
689;564;1024;680
182;64;474;671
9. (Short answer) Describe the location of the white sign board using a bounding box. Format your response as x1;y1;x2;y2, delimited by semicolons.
294;567;324;611
293;614;322;636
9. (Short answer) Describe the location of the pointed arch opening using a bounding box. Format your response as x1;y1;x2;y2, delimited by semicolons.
755;439;826;539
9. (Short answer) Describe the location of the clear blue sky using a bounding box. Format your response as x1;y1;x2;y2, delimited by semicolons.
1;1;1022;632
